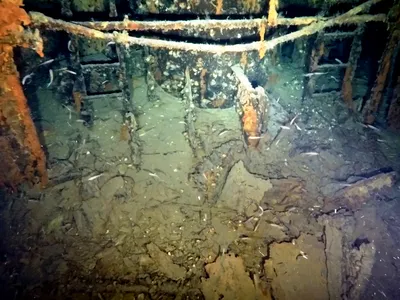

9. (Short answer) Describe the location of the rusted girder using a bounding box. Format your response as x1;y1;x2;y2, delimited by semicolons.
232;65;268;148
74;17;327;32
72;15;386;33
363;15;400;124
388;75;400;130
29;11;386;55
341;25;365;109
302;32;325;100
69;0;386;33
0;0;47;189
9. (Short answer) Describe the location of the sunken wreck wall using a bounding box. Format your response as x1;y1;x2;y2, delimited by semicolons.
19;0;366;111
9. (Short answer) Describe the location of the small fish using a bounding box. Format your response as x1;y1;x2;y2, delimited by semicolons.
280;125;291;130
154;168;167;176
367;124;380;131
330;76;339;82
299;251;308;259
289;113;299;125
64;70;77;75
149;172;160;179
294;122;302;131
22;73;34;85
258;205;264;216
47;69;54;87
218;129;229;136
39;59;54;66
335;58;344;64
302;152;319;156
67;40;73;52
87;174;103;181
253;220;260;232
361;123;380;131
269;223;285;230
303;72;327;77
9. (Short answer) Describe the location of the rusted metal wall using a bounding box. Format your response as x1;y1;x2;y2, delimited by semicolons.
0;0;48;190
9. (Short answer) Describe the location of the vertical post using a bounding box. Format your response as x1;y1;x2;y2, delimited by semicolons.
267;0;278;27
68;36;92;123
232;65;268;148
302;33;325;100
341;25;365;110
0;0;47;188
0;45;48;188
116;44;133;112
292;38;307;68
387;75;400;130
109;0;118;18
363;14;400;124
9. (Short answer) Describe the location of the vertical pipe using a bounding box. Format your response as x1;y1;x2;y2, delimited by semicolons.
387;75;400;130
116;44;133;112
0;45;48;188
341;24;365;109
363;27;400;124
302;33;324;100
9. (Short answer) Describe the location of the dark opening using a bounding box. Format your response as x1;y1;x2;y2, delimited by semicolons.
352;237;370;250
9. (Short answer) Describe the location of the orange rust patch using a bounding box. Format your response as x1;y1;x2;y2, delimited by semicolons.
242;104;258;130
73;91;82;112
0;0;30;37
258;21;267;59
200;68;207;100
0;1;47;189
0;46;48;189
242;103;260;147
215;0;223;15
120;123;130;141
267;0;279;27
341;66;354;109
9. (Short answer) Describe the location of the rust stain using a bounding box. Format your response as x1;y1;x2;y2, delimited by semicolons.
0;0;47;189
120;123;130;141
73;91;82;112
258;20;267;59
341;65;354;109
364;27;400;124
215;0;223;15
0;0;30;37
242;0;260;13
0;46;48;189
242;104;259;147
200;68;207;100
388;75;400;130
267;0;279;27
